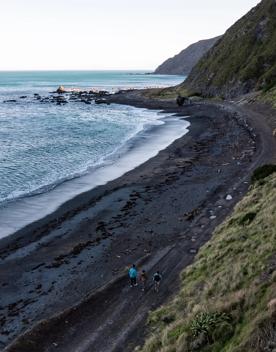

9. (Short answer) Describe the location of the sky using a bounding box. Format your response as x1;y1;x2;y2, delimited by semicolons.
0;0;261;71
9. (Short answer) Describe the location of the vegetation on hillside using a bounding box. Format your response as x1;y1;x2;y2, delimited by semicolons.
139;166;276;352
179;0;276;99
142;86;191;100
260;87;276;108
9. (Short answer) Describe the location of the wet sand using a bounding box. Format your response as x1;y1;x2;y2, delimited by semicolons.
1;92;276;351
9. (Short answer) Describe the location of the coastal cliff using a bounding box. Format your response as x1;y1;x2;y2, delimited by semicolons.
154;37;221;76
182;0;276;99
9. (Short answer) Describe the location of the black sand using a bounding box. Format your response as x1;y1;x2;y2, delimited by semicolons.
1;92;276;352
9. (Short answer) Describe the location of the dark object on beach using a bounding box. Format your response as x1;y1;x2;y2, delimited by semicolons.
95;99;110;105
3;99;17;103
176;95;191;107
20;96;27;99
176;95;185;106
251;164;276;183
56;85;66;94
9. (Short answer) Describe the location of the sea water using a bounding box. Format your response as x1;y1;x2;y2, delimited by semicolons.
0;71;188;237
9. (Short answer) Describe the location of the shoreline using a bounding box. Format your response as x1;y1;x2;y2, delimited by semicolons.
0;109;189;239
1;92;276;351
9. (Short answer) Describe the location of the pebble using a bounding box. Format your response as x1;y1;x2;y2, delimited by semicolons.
226;195;233;200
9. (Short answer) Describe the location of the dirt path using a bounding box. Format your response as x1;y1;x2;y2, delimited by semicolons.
2;99;276;352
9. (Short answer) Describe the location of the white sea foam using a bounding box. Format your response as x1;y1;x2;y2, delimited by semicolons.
0;114;189;238
0;71;187;238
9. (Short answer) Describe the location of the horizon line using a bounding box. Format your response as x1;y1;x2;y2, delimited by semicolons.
0;69;154;72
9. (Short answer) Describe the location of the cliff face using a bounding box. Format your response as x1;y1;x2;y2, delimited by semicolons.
154;36;221;76
183;0;276;98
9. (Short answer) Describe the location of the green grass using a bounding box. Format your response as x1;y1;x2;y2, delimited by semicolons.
142;86;191;100
260;86;276;108
139;168;276;352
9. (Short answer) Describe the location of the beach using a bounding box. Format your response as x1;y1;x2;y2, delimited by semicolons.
1;92;276;351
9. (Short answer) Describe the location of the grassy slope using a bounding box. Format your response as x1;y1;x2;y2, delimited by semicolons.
148;0;276;108
139;169;276;352
183;0;276;99
260;86;276;108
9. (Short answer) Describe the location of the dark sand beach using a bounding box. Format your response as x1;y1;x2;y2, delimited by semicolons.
1;91;276;352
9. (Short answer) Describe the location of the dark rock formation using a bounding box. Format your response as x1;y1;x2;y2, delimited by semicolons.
95;99;110;105
3;100;17;103
56;86;66;94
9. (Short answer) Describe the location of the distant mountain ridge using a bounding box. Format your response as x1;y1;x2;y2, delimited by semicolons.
154;36;222;76
183;0;276;98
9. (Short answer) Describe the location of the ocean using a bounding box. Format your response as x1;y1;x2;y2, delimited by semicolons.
0;71;189;237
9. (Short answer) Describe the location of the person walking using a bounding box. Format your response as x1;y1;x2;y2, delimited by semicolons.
153;271;162;292
129;264;138;287
140;270;148;291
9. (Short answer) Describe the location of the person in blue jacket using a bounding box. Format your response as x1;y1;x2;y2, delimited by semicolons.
129;264;138;287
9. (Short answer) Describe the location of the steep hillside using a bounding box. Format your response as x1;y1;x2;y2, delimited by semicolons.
140;165;276;352
183;0;276;99
154;37;221;76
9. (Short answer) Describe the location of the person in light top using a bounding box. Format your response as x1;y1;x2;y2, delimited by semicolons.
128;264;138;287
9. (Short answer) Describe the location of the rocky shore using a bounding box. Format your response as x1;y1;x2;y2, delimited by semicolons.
3;86;112;106
1;90;275;352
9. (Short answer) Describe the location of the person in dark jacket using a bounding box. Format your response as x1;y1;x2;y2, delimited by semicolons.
153;271;162;292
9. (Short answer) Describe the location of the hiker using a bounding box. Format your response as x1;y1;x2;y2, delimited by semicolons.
129;264;138;287
140;270;148;291
153;271;162;292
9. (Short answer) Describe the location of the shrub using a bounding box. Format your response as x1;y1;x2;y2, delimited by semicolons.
211;321;234;343
143;336;162;352
238;212;257;226
167;324;186;343
190;312;231;343
251;164;276;183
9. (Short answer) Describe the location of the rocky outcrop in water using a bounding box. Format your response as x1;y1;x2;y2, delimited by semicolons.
2;88;112;106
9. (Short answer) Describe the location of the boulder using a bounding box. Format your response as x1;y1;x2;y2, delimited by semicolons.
3;99;17;103
56;86;66;94
95;99;110;105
